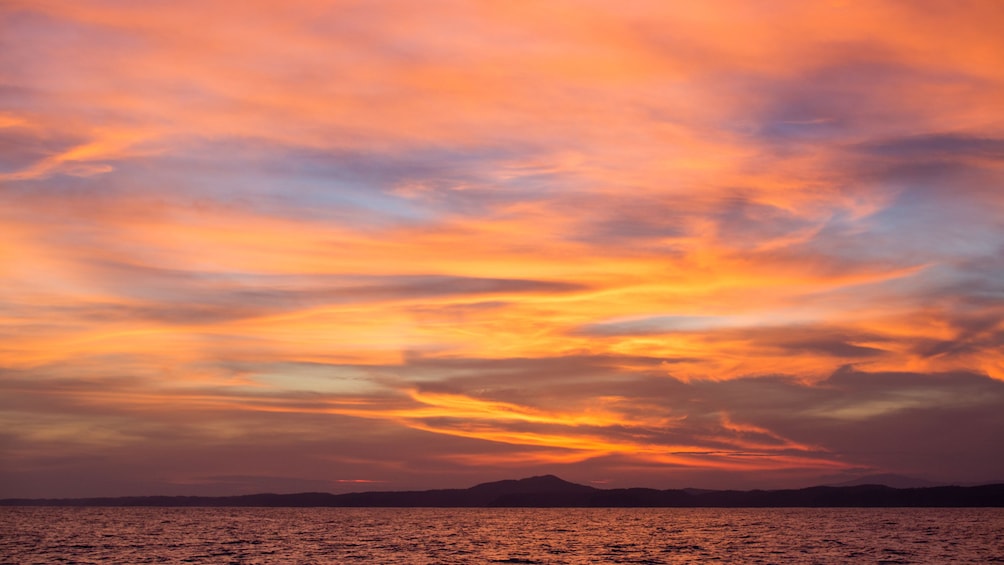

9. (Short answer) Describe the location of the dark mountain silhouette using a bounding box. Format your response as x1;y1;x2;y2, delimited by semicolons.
4;475;1003;507
470;474;597;495
826;473;943;489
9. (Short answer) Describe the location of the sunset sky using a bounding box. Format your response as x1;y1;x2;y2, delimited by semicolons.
2;0;1004;497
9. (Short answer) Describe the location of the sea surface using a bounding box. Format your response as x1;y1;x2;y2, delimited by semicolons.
2;507;1002;564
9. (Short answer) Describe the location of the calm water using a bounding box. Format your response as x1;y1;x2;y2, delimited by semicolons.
2;507;1002;564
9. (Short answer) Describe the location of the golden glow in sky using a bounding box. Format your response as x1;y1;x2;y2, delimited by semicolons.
2;0;1003;496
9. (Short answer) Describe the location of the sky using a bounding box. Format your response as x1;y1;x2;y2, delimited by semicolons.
2;0;1003;498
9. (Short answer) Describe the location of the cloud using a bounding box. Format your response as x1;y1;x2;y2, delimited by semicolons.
5;358;1001;495
856;133;1004;161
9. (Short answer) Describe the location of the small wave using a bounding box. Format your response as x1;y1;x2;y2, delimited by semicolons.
662;543;702;552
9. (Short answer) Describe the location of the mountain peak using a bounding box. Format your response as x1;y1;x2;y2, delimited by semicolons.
469;475;596;494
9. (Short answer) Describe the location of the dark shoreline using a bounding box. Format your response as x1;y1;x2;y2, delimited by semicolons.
4;475;1003;508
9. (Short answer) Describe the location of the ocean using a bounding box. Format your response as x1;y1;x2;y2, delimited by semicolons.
2;507;1002;564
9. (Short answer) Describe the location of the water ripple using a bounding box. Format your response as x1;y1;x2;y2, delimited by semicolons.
2;507;1002;564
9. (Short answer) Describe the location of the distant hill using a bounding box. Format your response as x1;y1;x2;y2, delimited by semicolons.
827;474;944;489
4;475;1003;507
